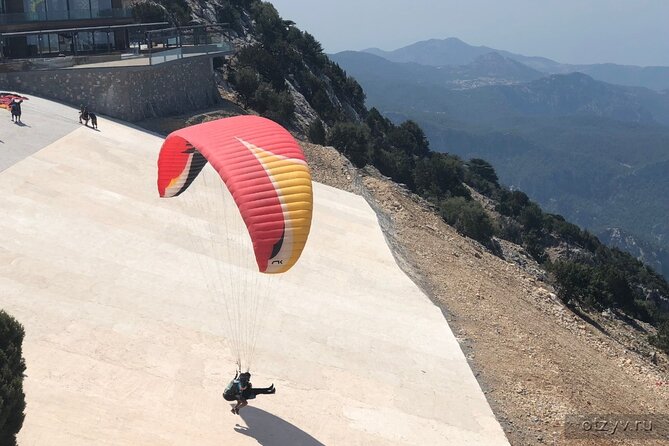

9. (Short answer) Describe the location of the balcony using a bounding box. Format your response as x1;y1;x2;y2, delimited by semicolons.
0;8;132;25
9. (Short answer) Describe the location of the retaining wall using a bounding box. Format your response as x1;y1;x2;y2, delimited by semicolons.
0;55;220;121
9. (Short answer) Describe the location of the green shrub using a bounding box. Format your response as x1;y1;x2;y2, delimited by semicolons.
236;45;286;91
523;230;547;263
550;261;592;305
650;320;669;354
440;197;494;243
309;88;339;124
365;108;393;144
215;4;240;27
467;158;499;186
0;310;26;446
519;203;544;232
387;121;429;157
131;2;164;23
250;2;285;48
551;260;646;314
252;83;294;126
589;266;636;312
496;218;523;244
143;0;189;25
497;190;530;217
230;66;260;106
413;153;469;200
308;119;326;145
374;147;414;188
327;122;371;167
295;32;327;69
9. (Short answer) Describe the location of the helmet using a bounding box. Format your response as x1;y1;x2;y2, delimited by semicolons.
239;372;251;386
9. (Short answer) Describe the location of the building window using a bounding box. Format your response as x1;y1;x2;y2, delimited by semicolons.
91;0;112;17
74;31;93;52
93;30;113;51
69;0;91;20
45;0;69;20
39;33;62;54
26;34;39;56
23;0;46;21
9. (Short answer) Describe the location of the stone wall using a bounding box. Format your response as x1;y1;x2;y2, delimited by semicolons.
0;54;124;72
0;56;220;121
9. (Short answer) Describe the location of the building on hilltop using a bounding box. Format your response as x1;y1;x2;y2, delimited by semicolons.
0;0;137;58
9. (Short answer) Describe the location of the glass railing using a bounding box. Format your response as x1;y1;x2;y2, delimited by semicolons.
149;41;233;65
0;7;131;24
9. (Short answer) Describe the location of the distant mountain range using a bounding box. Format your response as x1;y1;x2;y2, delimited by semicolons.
331;39;669;279
363;38;669;91
332;50;544;90
331;51;669;126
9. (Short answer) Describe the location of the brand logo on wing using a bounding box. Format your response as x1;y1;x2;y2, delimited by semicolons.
236;137;310;273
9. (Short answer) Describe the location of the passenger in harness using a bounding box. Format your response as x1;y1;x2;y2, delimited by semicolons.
223;371;275;414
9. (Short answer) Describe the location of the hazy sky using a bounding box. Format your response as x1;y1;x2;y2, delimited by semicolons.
269;0;669;66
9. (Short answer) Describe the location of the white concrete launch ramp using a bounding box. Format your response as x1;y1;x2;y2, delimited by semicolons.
0;96;509;445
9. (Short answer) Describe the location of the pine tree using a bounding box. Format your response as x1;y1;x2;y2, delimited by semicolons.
0;310;26;446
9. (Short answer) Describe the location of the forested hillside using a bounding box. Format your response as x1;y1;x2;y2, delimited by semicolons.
331;50;669;280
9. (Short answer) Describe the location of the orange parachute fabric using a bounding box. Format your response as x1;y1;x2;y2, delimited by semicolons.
157;115;313;273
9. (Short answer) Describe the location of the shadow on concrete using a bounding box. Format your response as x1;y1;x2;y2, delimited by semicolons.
14;121;29;127
234;406;325;446
80;123;100;132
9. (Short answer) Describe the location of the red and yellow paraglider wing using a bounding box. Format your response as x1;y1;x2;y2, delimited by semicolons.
157;115;313;273
0;93;28;110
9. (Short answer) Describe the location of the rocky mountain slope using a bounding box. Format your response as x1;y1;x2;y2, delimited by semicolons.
297;138;669;446
139;88;669;446
345;158;669;446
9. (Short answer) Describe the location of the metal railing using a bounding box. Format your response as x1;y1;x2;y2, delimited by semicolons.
149;42;232;65
146;24;234;65
0;22;233;63
0;21;169;60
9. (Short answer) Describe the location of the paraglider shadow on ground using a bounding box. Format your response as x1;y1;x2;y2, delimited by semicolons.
234;406;325;446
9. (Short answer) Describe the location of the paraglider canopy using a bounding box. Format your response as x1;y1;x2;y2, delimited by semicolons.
157;115;313;274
